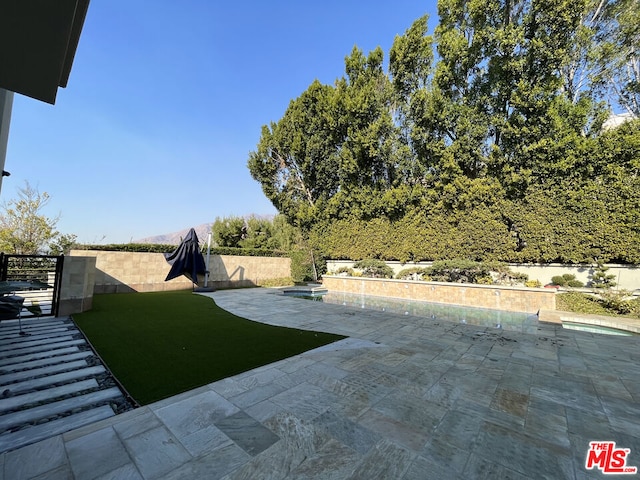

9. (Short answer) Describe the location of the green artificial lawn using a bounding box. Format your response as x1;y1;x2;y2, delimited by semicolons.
74;290;345;405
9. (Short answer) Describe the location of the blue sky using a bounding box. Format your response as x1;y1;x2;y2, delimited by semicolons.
5;1;437;244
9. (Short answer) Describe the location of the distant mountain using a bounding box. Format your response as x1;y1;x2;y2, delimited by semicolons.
134;223;212;245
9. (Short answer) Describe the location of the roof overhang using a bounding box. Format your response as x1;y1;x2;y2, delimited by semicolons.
0;0;91;104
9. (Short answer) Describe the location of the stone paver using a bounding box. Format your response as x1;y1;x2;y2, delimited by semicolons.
1;287;639;479
3;365;106;395
0;378;99;413
0;406;115;455
0;387;121;431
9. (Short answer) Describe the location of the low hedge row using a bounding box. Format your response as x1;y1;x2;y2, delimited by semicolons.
334;259;529;286
74;243;289;257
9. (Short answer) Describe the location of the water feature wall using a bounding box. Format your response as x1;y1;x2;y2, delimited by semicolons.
322;275;556;314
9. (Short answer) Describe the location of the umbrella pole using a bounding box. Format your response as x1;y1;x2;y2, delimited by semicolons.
18;309;29;336
205;232;211;288
193;230;215;293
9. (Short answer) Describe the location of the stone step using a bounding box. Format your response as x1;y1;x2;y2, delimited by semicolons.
5;366;106;396
0;317;61;328
0;336;76;357
18;319;63;329
0;325;71;344
0;351;93;374
0;322;68;338
0;322;69;336
0;346;80;368
0;387;122;432
0;328;76;348
2;318;68;328
0;379;99;413
0;360;88;386
0;327;71;341
0;339;85;359
0;405;115;453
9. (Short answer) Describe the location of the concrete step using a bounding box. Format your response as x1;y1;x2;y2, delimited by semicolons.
0;316;134;454
0;336;76;357
0;346;80;368
0;339;86;359
2;330;74;350
0;351;92;374
0;379;99;413
0;318;63;331
0;387;122;432
5;366;106;396
0;360;89;386
0;322;68;338
0;329;72;346
0;405;115;453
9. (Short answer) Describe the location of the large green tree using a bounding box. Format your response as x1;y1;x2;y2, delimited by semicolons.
212;214;302;252
590;0;640;115
248;80;340;230
248;1;640;265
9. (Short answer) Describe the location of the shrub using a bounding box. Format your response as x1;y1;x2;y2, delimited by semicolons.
525;279;542;288
425;260;493;284
599;290;634;315
395;267;430;281
591;261;617;289
557;291;640;318
290;250;316;283
492;270;528;286
353;259;394;278
551;274;584;288
557;292;609;315
334;267;355;276
551;275;567;286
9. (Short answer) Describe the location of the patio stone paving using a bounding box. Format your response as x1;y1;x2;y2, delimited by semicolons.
1;287;639;479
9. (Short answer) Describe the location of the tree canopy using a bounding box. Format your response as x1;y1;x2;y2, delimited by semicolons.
0;182;71;255
248;1;640;264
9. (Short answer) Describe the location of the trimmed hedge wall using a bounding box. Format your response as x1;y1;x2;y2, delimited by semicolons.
75;244;289;257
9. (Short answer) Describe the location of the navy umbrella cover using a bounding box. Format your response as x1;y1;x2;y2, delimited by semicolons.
164;228;207;283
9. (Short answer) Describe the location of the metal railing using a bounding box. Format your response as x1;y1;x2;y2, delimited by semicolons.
0;254;63;318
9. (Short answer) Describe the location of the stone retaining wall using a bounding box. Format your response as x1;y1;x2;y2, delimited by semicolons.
69;250;192;294
58;251;291;315
58;256;96;317
69;250;291;294
322;275;556;314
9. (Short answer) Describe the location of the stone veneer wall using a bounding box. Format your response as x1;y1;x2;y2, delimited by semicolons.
68;250;291;294
207;254;292;289
69;250;193;294
58;255;96;316
322;275;556;314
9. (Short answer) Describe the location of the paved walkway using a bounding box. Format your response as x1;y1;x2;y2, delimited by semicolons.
2;288;639;479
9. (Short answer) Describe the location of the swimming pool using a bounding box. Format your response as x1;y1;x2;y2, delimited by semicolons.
562;322;635;336
285;290;539;334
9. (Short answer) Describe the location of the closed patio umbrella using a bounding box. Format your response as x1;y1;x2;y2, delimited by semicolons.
164;228;207;286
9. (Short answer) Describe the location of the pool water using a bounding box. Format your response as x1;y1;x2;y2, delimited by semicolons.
286;290;539;334
562;322;635;336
